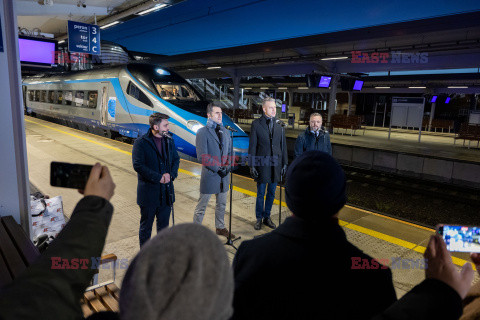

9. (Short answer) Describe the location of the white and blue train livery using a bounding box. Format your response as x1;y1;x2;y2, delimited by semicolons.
22;63;249;159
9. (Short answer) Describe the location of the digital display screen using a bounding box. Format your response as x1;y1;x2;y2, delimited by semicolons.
353;80;364;91
430;95;437;103
318;76;332;88
19;37;56;65
281;103;286;112
445;97;451;104
441;225;480;252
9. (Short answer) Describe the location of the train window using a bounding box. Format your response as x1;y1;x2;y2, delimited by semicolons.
27;90;33;101
154;83;200;102
33;91;39;102
127;82;153;107
57;91;63;104
87;91;98;108
64;91;73;105
75;91;85;107
40;91;47;102
47;91;56;103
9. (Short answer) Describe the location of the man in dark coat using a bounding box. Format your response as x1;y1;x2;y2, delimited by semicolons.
294;112;332;157
232;151;397;320
248;97;288;230
132;112;180;247
193;103;235;239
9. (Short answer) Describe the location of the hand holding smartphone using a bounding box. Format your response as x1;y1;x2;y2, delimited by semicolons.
50;161;93;190
437;224;480;253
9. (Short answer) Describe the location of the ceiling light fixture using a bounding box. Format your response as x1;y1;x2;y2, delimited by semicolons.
448;86;468;88
100;21;120;29
375;86;390;89
321;57;349;61
207;66;221;69
137;3;167;15
408;86;426;89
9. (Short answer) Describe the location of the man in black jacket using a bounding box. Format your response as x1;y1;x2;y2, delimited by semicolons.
0;163;116;319
132;112;180;247
248;97;288;230
294;112;332;157
232;151;397;319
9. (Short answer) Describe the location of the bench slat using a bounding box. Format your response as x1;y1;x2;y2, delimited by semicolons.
0;218;27;279
80;298;94;317
1;216;40;265
0;252;13;287
84;290;108;313
95;286;119;312
106;283;120;301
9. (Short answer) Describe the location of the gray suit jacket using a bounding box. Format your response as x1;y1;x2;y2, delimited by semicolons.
196;124;232;194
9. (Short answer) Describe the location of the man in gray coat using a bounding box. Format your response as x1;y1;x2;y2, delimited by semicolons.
193;103;235;239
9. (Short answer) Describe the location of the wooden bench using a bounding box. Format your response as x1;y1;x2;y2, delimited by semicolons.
0;215;41;287
81;254;120;317
0;214;120;317
454;123;480;148
330;115;365;136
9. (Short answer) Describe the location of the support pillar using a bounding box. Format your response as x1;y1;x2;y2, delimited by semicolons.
0;0;31;236
327;75;338;123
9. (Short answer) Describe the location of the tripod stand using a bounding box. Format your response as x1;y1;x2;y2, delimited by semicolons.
225;127;241;250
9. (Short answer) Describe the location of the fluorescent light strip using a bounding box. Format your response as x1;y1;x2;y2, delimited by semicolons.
448;86;468;88
278;87;288;90
298;87;309;89
408;86;426;89
100;21;120;29
137;4;167;15
243;87;252;90
207;66;221;69
375;86;390;89
321;57;349;61
260;87;269;89
58;40;65;44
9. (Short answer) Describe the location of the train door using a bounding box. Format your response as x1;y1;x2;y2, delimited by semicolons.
100;85;108;126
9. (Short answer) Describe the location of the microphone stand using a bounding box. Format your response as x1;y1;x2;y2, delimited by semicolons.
278;121;285;226
225;126;241;250
163;132;175;226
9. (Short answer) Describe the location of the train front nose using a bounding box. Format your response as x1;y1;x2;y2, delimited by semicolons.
232;136;249;166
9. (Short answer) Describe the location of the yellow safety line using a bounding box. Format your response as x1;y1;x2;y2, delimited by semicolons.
26;117;474;268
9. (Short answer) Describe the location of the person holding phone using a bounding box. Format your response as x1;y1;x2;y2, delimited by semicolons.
132;112;180;247
0;163;116;319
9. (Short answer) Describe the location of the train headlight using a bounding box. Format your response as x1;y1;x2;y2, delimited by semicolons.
187;120;204;133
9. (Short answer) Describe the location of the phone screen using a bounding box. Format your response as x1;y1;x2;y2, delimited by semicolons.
438;225;480;253
50;162;93;189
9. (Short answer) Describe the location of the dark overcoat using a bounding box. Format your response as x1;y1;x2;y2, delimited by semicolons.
248;115;288;183
294;126;332;157
232;216;398;320
132;130;180;207
196;124;231;194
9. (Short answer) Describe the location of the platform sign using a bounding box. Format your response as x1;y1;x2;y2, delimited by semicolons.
67;20;100;55
389;97;425;142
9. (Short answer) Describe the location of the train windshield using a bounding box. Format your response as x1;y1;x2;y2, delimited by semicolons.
154;83;200;102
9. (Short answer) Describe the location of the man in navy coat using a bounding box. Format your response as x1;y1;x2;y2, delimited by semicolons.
294;112;332;157
132;112;180;247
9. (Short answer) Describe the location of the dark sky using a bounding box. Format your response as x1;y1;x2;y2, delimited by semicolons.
102;0;480;56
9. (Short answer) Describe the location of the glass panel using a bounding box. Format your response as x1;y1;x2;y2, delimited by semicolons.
154;83;200;102
88;91;98;108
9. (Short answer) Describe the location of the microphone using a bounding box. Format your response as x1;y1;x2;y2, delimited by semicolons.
225;125;238;132
161;131;173;139
276;119;286;127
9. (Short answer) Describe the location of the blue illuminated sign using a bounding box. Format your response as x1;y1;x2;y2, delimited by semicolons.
67;20;100;55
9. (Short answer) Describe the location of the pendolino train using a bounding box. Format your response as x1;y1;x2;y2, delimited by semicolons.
22;63;249;159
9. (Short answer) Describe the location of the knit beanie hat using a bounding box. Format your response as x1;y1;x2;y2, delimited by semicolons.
120;224;234;320
285;151;347;220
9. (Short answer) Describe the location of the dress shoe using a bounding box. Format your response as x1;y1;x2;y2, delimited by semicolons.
216;228;236;239
263;217;276;229
254;219;262;230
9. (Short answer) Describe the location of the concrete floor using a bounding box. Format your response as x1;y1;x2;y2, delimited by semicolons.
24;116;478;299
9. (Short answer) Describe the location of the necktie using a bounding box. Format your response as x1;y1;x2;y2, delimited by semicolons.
215;124;223;149
266;118;273;137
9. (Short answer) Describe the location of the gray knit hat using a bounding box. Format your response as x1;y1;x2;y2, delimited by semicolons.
120;224;233;320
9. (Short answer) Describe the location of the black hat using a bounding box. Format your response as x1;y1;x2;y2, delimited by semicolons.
285;151;346;220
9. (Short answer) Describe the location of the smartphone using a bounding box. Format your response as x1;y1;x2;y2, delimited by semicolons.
437;224;480;253
50;161;93;189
